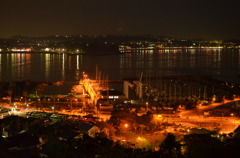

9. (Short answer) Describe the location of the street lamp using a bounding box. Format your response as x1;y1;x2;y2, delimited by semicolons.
231;113;235;128
137;137;142;141
122;123;129;140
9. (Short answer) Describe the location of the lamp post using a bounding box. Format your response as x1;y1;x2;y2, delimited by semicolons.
231;113;235;128
123;123;129;140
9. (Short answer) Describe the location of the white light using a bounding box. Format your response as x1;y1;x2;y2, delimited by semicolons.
45;48;50;51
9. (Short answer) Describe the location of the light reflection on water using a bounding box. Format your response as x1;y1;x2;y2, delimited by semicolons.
0;49;239;84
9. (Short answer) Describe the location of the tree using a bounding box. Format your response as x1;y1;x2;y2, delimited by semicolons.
224;125;240;157
158;133;184;158
139;111;153;125
110;110;138;127
184;134;225;158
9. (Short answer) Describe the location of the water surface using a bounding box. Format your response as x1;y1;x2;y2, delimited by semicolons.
0;49;239;84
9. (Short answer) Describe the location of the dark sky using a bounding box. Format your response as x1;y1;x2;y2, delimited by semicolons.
0;0;239;39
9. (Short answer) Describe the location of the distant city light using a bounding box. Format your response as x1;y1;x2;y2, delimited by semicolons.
45;48;50;51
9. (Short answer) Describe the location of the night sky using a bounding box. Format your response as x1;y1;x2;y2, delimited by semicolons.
0;0;239;39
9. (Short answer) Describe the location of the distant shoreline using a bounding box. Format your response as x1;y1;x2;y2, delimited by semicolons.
0;47;239;55
120;46;240;50
0;51;85;55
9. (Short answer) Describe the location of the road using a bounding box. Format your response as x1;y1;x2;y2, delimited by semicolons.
178;98;240;133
